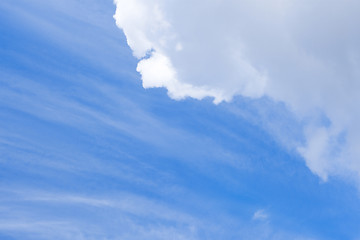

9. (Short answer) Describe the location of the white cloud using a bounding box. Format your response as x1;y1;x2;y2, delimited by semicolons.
113;0;267;104
113;0;360;183
253;209;268;221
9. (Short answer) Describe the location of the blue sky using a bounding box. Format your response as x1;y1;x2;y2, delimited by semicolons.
1;0;360;239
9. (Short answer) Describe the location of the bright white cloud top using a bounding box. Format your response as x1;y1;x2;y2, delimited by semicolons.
113;0;360;183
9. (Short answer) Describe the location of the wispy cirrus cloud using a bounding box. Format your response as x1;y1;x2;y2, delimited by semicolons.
0;189;317;240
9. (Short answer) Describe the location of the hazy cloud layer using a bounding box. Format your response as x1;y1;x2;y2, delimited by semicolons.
113;0;360;182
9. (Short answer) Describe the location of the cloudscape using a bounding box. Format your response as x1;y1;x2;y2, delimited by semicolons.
1;0;360;239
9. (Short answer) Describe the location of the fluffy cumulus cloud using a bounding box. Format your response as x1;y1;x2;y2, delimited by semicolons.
113;0;360;183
